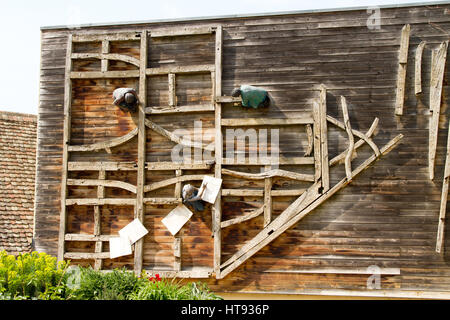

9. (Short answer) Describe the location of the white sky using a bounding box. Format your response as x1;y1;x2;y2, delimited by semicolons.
0;0;442;115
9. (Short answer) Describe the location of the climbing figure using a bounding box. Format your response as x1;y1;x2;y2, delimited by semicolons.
231;85;270;109
182;182;208;212
113;88;138;112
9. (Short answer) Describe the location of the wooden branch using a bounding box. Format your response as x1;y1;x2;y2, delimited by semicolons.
218;134;403;279
304;124;313;157
150;26;214;37
221;116;313;126
58;34;73;262
221;205;265;228
415;41;426;95
319;85;329;192
429;41;449;180
68;127;138;152
144;118;214;151
66;198;135;206
70;70;140;79
327;115;380;157
64;252;111;260
65;234;112;241
395;24;410;116
72;32;141;42
329;118;379;166
144;268;212;278
174;236;181;271
101;40;109;72
94;170;105;270
146;64;214;76
340;96;355;181
436;123;450;253
71;53;140;67
313;101;322;183
143;174;209;193
67;179;137;193
222;168;315;182
145;105;215;114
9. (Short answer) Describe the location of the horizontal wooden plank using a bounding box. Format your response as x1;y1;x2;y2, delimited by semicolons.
145;105;215;114
66;198;135;206
146;64;215;75
70;70;139;79
221;117;313;126
72;32;141;42
150;26;214;37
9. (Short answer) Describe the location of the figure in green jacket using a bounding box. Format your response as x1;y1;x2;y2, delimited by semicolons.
231;85;270;109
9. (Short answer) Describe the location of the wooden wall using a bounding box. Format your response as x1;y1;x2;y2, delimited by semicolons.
36;3;450;298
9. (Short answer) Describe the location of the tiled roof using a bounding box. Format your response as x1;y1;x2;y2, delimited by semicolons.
0;111;37;255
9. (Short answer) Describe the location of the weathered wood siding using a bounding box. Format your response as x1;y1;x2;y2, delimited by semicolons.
36;3;450;297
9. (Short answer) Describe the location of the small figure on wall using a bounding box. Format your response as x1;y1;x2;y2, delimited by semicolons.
112;88;139;112
231;84;270;109
182;182;208;212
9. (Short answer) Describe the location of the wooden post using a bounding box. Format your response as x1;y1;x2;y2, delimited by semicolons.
213;26;223;278
168;73;176;107
101;40;110;72
436;123;450;253
94;169;105;270
319;85;329;192
395;24;410;116
340;96;355;181
134;30;148;275
264;165;272;227
174;169;182;271
429;41;448;180
57;34;73;262
414;41;426;95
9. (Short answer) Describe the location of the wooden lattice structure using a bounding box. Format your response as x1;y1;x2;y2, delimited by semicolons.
36;3;450;298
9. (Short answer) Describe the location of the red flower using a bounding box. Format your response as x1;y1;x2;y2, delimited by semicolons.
148;273;162;282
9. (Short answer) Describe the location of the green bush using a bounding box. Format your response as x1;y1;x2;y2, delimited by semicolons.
0;251;222;300
0;250;70;300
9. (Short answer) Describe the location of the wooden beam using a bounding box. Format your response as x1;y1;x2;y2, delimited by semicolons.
221;116;313;126
221;205;265;229
72;32;141;42
313;100;322;184
68;127;138;152
94;170;105;270
215;96;242;103
221;189;306;197
222;168;314;182
414;41;426;95
70;70;139;79
146;161;214;170
71;52;140;68
66;198;135;206
213;25;223;277
143;174;209;193
134;30;148;275
58;34;73;262
395;24;410;116
65;234;112;241
144;268;212;279
174;236;181;271
67;179;137;193
319;85;329;192
68;161;137;171
436;123;450;253
219;134;403;279
150;26;214;38
304;124;313;157
145;105;215;114
146;64;214;76
222;156;314;166
340;96;355;181
264;165;272;227
143;198;182;205
429;41;449;180
64;252;110;260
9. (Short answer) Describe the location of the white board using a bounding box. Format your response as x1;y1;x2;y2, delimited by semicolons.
109;236;132;259
119;218;149;244
162;204;193;236
200;175;222;204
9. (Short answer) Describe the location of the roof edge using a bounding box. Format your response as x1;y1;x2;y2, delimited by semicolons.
0;110;37;122
40;0;450;31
